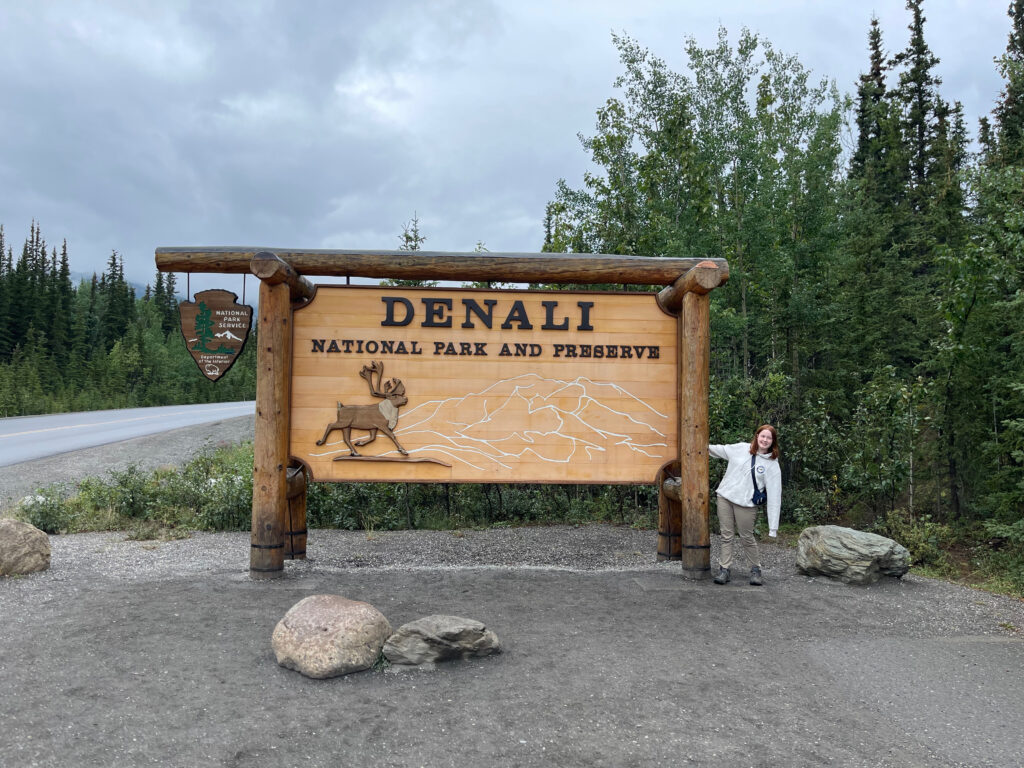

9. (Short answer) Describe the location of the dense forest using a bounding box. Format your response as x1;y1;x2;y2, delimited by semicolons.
542;1;1024;544
1;2;1022;574
0;228;255;415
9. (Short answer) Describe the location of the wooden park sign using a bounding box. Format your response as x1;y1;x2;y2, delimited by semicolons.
155;248;728;580
293;286;678;484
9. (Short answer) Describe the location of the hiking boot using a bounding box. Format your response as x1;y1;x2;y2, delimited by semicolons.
749;566;764;586
713;567;730;585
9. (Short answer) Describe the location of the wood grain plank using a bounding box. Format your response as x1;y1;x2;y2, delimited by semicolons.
291;286;679;483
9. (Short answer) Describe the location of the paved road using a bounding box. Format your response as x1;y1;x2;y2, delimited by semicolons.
0;401;255;467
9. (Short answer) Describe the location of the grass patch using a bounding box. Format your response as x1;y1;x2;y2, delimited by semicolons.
11;442;662;540
14;443;257;539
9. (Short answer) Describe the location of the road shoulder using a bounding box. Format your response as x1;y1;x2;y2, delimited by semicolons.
0;414;254;513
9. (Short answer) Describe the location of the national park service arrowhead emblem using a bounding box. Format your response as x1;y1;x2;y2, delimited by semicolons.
178;289;253;382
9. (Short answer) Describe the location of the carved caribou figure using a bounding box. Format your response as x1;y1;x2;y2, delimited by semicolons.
315;361;409;457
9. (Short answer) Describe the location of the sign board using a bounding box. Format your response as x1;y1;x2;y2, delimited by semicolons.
178;289;252;381
291;286;678;484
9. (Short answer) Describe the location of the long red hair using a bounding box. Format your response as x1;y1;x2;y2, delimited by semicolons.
749;424;779;459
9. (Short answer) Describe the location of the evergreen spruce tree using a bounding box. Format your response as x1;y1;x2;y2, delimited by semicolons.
994;0;1024;165
28;223;52;343
382;213;437;287
978;115;995;160
65;278;91;390
8;228;35;354
162;271;179;335
83;273;101;359
99;251;134;350
851;17;888;178
152;272;166;309
962;0;1024;521
888;0;948;359
0;226;11;359
831;6;961;517
838;16;915;379
48;240;73;371
892;0;942;214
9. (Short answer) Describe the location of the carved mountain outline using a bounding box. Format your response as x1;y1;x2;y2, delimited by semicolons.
310;373;671;472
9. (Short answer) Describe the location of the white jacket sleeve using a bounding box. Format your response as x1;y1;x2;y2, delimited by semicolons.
708;444;730;460
765;460;782;535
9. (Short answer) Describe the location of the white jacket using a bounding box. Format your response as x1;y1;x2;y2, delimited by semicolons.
709;443;781;535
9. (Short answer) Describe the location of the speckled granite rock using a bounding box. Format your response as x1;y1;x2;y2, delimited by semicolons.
272;594;392;678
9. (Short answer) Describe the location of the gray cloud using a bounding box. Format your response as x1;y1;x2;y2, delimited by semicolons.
0;0;1011;287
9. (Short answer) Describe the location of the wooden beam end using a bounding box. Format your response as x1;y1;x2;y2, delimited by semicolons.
657;261;728;313
250;251;315;303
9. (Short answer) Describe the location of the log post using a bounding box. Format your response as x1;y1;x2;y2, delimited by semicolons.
678;284;712;579
656;461;681;560
285;465;307;560
656;261;724;577
250;258;295;578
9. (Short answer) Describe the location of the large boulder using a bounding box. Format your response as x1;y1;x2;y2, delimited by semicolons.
796;525;910;585
383;615;501;668
272;594;392;679
0;519;51;576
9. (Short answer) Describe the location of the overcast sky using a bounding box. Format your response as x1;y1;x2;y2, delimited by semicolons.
0;0;1014;289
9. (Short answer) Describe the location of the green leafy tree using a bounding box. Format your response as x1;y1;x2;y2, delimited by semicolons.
544;32;710;292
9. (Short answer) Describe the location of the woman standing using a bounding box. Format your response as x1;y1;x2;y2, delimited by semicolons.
708;424;781;586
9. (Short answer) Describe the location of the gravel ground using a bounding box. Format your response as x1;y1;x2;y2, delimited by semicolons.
2;419;1024;767
6;525;1023;631
2;526;1024;768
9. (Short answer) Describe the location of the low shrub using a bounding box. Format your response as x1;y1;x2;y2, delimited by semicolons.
977;518;1024;594
786;487;834;528
17;485;75;534
106;466;157;520
876;508;954;567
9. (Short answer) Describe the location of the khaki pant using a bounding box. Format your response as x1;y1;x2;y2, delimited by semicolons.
716;496;760;570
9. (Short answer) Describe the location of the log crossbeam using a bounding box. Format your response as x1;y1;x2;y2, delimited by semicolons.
156;247;729;288
662;476;682;502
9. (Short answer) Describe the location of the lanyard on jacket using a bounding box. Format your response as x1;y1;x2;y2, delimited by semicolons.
750;455;767;506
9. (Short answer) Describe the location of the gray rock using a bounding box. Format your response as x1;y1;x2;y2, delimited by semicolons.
0;519;50;576
796;525;910;585
271;594;392;679
383;614;501;667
